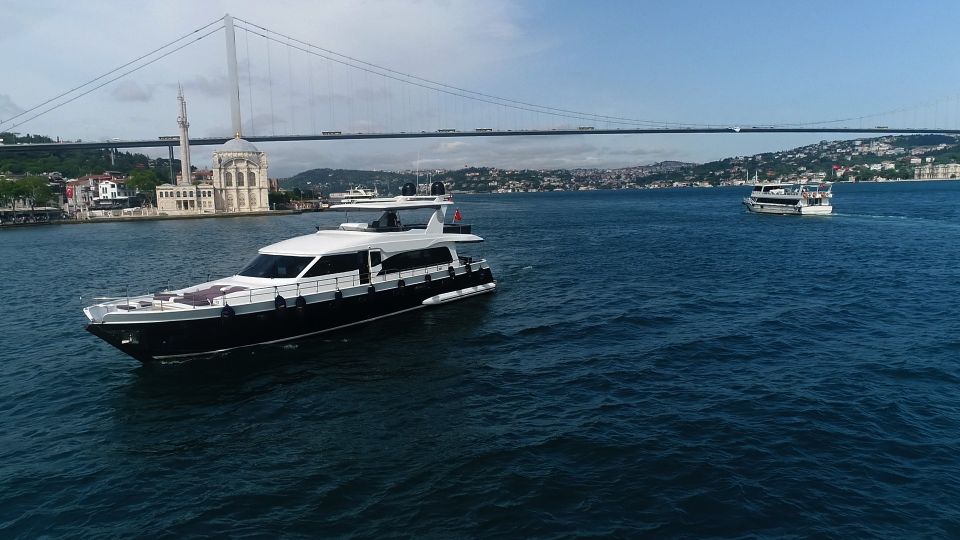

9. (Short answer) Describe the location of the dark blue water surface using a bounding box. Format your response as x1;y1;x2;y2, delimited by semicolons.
3;182;960;538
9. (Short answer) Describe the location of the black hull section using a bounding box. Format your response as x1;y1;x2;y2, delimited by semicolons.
87;270;495;362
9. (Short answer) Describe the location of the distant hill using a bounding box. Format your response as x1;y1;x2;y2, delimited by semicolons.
0;131;174;181
284;168;419;196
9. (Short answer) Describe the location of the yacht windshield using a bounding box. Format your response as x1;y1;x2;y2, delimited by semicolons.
238;255;314;278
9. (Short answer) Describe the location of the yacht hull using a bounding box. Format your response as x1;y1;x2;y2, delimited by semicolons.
87;270;495;362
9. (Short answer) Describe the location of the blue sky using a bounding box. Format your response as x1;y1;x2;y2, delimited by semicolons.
2;0;959;175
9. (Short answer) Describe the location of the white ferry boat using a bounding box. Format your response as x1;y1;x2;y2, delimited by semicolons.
743;182;833;215
328;186;379;203
84;182;496;362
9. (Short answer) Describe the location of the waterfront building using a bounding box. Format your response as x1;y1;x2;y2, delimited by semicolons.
211;137;270;212
155;89;271;215
65;172;132;212
914;162;960;180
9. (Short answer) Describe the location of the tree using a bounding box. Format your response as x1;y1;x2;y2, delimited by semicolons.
18;176;53;211
0;180;15;210
127;170;160;203
268;191;292;209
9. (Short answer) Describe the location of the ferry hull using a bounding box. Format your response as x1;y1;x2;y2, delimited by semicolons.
87;270;495;362
742;199;832;215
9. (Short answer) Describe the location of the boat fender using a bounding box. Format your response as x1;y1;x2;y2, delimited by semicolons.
275;295;287;309
398;279;405;288
295;296;307;309
221;305;235;318
334;290;343;301
368;285;376;295
448;266;456;278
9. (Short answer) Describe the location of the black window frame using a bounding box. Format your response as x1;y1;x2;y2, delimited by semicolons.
379;247;453;274
302;252;362;278
238;254;315;279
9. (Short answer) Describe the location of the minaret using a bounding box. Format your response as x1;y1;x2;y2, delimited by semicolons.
177;85;192;186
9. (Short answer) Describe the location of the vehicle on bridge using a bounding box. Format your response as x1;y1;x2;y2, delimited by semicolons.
437;128;457;133
322;131;342;135
475;128;493;132
578;126;595;130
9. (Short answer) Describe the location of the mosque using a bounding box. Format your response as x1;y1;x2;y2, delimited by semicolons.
155;88;271;215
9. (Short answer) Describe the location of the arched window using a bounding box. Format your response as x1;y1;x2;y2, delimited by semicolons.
225;172;233;187
248;172;256;186
237;172;245;187
175;190;180;197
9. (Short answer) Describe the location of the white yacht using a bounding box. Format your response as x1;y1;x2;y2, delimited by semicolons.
743;182;833;215
84;182;496;362
328;186;379;203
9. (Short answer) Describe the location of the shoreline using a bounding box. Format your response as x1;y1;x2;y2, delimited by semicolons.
0;209;303;229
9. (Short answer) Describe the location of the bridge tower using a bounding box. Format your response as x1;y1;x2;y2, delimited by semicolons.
224;14;242;137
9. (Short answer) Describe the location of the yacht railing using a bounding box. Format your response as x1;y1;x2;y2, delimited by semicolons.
90;259;488;317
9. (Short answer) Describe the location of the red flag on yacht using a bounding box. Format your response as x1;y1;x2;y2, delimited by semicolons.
454;208;462;222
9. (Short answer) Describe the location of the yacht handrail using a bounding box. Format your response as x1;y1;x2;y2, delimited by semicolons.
91;258;488;315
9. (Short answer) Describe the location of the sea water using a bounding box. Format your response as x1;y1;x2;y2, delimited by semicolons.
2;181;960;537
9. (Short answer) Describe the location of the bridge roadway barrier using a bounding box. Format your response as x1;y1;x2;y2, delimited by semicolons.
3;127;960;154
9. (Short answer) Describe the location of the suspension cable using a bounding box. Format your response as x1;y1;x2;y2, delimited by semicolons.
0;16;225;130
2;25;225;133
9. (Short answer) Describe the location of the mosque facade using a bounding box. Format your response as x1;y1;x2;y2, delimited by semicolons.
155;137;271;215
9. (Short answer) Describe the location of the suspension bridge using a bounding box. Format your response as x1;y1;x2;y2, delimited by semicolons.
3;14;960;155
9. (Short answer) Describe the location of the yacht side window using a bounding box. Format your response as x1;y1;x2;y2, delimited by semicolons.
302;253;361;278
238;255;314;278
379;247;453;274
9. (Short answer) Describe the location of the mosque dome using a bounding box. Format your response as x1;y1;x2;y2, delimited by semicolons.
219;137;259;153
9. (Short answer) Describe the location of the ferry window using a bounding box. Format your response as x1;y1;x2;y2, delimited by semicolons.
238;255;314;278
380;247;452;273
370;251;382;266
302;253;360;278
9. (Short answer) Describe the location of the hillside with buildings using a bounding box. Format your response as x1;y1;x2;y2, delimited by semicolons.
283;135;960;194
4;132;960;223
641;134;960;187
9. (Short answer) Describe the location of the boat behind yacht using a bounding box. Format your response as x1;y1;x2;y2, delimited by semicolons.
743;182;833;215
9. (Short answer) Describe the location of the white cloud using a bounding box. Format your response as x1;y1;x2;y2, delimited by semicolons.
3;0;920;175
111;81;154;102
0;95;24;124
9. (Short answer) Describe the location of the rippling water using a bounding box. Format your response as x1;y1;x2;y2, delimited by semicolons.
3;181;960;537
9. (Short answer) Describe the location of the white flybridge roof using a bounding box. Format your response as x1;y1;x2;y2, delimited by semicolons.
258;193;482;257
329;195;453;211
